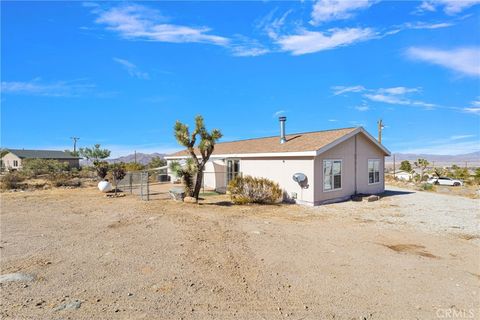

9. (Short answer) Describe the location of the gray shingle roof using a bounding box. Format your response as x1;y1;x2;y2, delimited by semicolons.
7;149;81;159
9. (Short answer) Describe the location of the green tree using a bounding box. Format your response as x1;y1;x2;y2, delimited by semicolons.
399;160;412;172
147;156;166;169
79;144;111;165
124;162;145;171
64;149;80;157
453;167;469;180
414;158;429;182
22;159;69;177
474;168;480;185
173;115;222;200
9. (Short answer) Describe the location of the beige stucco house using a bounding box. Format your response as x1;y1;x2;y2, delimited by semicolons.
1;149;80;170
166;119;390;206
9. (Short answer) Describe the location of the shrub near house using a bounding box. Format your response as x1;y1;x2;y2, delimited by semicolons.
227;175;283;204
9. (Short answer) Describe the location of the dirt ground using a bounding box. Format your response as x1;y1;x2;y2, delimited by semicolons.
1;185;479;319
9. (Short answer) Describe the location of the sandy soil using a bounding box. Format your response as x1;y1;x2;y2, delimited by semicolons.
1;185;479;319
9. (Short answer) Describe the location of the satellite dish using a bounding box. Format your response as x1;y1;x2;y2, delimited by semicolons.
293;173;309;189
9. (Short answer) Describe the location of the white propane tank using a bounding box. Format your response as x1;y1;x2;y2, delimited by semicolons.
98;180;112;193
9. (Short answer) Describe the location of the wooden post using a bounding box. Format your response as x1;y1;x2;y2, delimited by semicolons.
393;154;396;178
377;119;384;144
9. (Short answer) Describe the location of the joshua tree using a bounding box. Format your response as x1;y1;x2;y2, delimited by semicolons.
169;159;196;196
414;158;429;182
79;144;111;166
173;115;222;200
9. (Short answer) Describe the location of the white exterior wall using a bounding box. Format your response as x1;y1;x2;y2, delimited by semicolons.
239;157;315;205
203;159;227;192
314;133;385;204
2;153;22;170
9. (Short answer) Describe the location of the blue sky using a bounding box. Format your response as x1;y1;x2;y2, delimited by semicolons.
1;0;479;157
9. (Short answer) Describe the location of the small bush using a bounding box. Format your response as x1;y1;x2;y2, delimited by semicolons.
1;171;27;190
419;183;435;191
22;159;69;177
49;173;81;188
227;175;282;205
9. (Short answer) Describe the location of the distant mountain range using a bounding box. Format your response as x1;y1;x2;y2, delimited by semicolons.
386;151;480;165
107;152;166;165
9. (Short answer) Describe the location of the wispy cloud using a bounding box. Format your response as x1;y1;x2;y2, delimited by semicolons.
328;119;338;122
1;78;95;97
450;134;475;140
276;27;375;55
354;104;370;112
406;47;480;76
416;0;480;15
363;93;435;108
113;57;149;79
463;99;480;114
310;0;375;25
332;85;365;95
92;4;229;46
399;139;480;155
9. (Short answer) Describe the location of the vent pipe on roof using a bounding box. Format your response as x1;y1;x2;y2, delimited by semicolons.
279;116;287;144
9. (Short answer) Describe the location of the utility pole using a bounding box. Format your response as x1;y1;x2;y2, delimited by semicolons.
393;154;396;178
134;150;137;164
377;119;384;144
70;137;80;154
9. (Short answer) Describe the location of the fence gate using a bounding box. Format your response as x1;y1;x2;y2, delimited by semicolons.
117;170;171;201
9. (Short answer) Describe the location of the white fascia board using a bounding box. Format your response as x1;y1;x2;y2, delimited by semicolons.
315;127;391;156
165;151;316;160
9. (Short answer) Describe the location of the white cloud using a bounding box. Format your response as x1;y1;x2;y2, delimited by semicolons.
406;47;480;77
93;4;229;46
310;0;374;25
418;0;480;15
404;21;454;29
113;57;149;79
355;105;370;112
364;93;435;108
450;134;475;140
463;100;480;114
378;87;420;95
328;119;338;122
400;139;480;155
332;85;365;95
1;79;95;97
277;27;375;55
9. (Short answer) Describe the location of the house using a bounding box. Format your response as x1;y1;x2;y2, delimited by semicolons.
393;170;413;181
1;149;81;170
165;117;391;206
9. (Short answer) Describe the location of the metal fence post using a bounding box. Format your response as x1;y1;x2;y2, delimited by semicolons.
146;172;150;201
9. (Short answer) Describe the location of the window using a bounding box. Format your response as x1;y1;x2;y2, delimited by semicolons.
368;159;380;184
323;159;342;191
13;160;18;167
226;159;240;183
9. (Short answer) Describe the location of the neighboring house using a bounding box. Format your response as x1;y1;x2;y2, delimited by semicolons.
1;149;81;170
394;170;413;181
166;118;390;206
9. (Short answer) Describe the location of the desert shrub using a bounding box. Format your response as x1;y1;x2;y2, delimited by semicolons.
94;161;109;180
419;183;435;191
227;175;282;205
1;171;27;190
50;173;81;188
110;163;127;195
169;160;196;196
22;159;69;177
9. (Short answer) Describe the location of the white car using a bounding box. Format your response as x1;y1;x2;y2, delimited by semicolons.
427;177;463;186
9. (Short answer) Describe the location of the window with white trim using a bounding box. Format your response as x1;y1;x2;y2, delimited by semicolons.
368;159;380;184
323;159;342;191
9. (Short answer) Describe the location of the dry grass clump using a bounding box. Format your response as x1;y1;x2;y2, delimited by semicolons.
227;175;283;205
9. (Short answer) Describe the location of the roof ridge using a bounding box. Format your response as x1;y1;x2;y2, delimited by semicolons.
214;126;358;145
